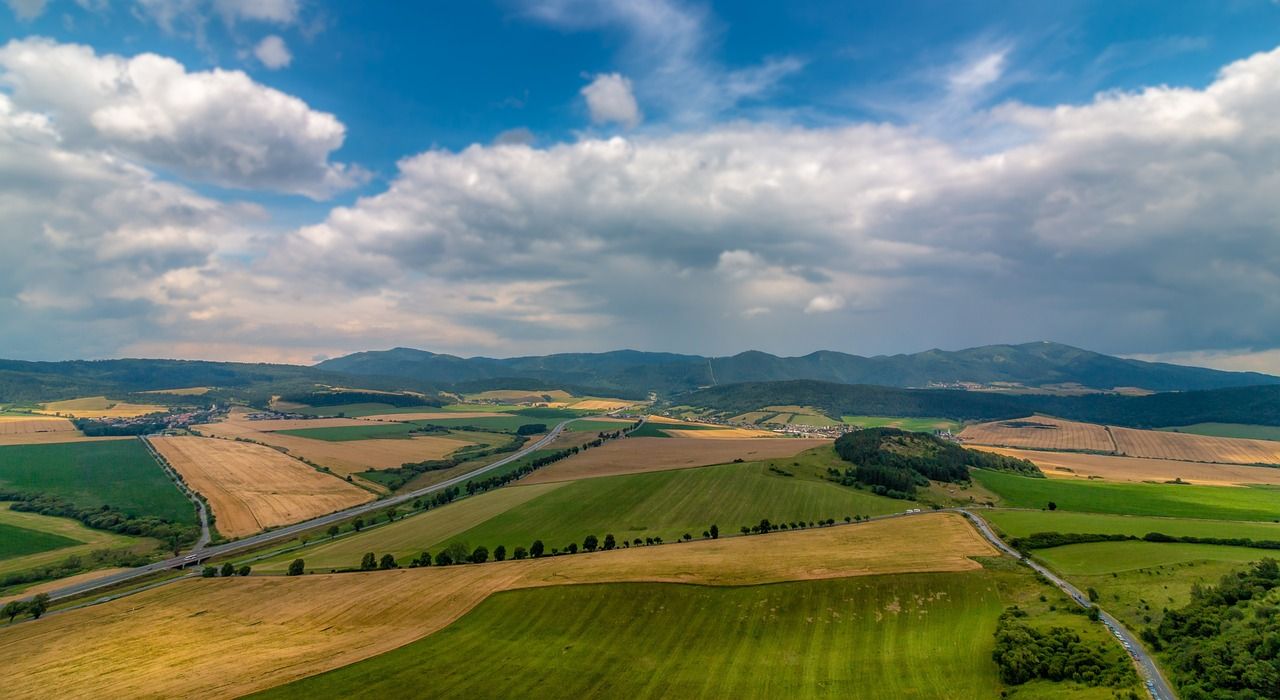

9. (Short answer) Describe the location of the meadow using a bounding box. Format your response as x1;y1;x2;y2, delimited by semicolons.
0;440;194;523
1160;423;1280;442
255;574;1009;700
628;420;724;437
38;396;165;418
972;469;1280;521
410;415;553;433
0;521;78;560
985;509;1280;541
273;422;422;441
0;504;152;584
841;415;962;433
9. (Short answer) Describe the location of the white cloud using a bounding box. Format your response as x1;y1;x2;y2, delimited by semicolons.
804;294;845;314
253;35;292;69
214;0;298;25
5;0;47;20
581;73;641;127
0;38;360;198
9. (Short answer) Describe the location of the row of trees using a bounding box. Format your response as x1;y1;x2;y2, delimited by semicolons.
1011;531;1280;553
991;606;1136;687
0;547;152;590
202;562;251;577
2;493;199;547
2;593;49;624
1144;558;1279;699
740;516;867;535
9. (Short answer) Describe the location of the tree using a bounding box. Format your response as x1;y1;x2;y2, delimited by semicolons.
27;594;49;620
361;552;377;571
1048;501;1058;511
530;540;545;558
710;524;719;539
379;553;398;570
238;565;251;576
434;551;454;566
202;565;217;578
327;525;340;539
353;517;365;532
603;534;615;551
1087;587;1099;603
414;551;431;567
3;601;26;624
566;543;578;554
513;546;528;560
583;534;599;552
494;545;507;561
444;541;470;565
220;562;235;577
470;546;489;564
287;559;305;576
385;507;398;523
1087;606;1100;622
740;526;750;535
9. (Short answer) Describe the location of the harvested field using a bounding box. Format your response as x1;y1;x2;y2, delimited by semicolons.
521;436;831;484
0;514;993;699
37;396;165;419
151;437;372;539
0;415;76;435
1110;426;1280;465
467;389;573;402
139;387;210;395
960;416;1115;452
971;446;1280;487
666;425;782;438
193;419;477;476
0;568;131;605
567;399;634;411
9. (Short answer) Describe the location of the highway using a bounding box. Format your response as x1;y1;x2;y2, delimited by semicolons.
42;417;583;602
960;509;1177;700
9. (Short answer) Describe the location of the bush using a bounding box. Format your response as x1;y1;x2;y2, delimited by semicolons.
287;559;305;576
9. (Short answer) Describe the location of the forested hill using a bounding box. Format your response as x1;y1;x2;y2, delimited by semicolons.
316;342;1279;395
686;381;1280;429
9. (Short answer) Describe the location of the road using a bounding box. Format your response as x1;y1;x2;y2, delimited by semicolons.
142;435;211;550
42;418;582;602
960;509;1177;700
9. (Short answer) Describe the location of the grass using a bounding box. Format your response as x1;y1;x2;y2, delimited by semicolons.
985;509;1280;540
972;468;1280;522
0;440;194;523
437;458;910;553
254;573;1009;699
0;521;79;560
628;421;722;437
1035;542;1274;631
841;415;962;432
295;404;443;418
564;419;633;432
411;416;552;433
273;423;421;441
1159;422;1280;442
439;403;524;413
0;504;152;583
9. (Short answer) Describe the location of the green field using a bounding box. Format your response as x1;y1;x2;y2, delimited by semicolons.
628;421;722;437
274;423;424;441
0;503;154;584
973;469;1280;522
0;441;194;523
841;415;962;433
255;569;1133;700
437;459;909;554
0;521;79;560
786;413;840;427
1159;422;1280;442
985;509;1280;540
412;416;551;433
253;483;567;573
440;403;524;413
565;419;634;432
1036;540;1273;631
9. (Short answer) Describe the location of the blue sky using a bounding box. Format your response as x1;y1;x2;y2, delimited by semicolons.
2;0;1280;371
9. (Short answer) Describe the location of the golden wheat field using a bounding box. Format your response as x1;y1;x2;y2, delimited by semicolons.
521;436;831;483
971;446;1280;487
0;415;77;435
1109;426;1280;465
36;396;166;419
150;437;373;538
960;416;1115;452
0;514;991;700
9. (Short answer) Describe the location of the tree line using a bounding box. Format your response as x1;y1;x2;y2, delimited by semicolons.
832;427;1041;498
991;606;1137;688
2;492;199;546
1011;531;1280;553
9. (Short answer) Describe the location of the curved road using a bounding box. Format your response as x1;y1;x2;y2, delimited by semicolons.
43;417;588;602
960;509;1176;700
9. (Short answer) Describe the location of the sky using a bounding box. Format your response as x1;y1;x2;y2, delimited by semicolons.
1;1;1280;371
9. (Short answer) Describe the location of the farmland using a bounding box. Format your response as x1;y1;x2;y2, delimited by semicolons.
259;575;1010;700
984;509;1280;541
973;469;1280;521
0;504;152;587
150;437;373;539
971;445;1280;486
518;437;829;483
1160;422;1280;441
960;416;1114;452
274;422;423;441
0;440;194;523
0;521;78;559
37;396;166;419
1110;425;1280;464
0;415;76;435
842;415;963;433
433;458;908;552
0;514;999;699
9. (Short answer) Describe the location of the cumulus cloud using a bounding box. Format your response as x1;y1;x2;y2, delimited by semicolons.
581;73;641;127
253;35;292;69
5;40;1280;366
0;38;360;198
